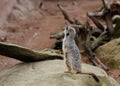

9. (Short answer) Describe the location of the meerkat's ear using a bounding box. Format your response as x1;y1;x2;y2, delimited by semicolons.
63;25;69;30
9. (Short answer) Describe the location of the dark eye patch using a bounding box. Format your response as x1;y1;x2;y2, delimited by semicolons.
66;32;69;36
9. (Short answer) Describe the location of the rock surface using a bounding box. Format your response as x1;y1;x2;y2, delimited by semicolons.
0;60;119;86
96;38;120;69
8;0;43;20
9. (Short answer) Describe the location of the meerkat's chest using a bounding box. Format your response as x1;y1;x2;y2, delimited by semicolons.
63;38;75;49
63;38;79;54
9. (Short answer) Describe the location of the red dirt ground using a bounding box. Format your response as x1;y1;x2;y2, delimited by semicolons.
0;0;119;84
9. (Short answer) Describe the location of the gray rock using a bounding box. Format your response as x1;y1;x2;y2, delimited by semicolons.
8;0;43;20
96;38;120;69
0;60;119;86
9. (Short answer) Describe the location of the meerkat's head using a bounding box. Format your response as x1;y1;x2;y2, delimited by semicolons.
64;26;76;39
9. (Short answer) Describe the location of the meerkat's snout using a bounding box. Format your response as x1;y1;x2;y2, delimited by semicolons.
64;26;69;36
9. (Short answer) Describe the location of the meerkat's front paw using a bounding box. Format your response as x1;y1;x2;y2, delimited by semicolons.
75;70;82;74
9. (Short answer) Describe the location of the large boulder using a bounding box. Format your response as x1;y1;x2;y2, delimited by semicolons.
8;0;43;20
0;60;119;86
96;38;120;69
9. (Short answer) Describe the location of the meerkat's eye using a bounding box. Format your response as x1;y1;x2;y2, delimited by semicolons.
66;32;69;36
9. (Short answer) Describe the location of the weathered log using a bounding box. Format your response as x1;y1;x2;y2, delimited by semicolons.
0;42;63;62
88;0;120;39
113;16;120;38
87;12;105;32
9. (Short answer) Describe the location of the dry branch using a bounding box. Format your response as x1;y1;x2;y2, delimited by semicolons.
0;42;63;62
57;4;81;25
102;0;110;9
87;12;105;32
88;0;120;39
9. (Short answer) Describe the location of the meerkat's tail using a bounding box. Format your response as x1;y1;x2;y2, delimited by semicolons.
80;72;100;82
91;74;100;82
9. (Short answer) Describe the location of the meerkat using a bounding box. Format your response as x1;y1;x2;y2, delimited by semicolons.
62;26;99;82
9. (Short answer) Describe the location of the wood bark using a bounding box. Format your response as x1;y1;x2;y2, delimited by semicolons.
0;42;63;62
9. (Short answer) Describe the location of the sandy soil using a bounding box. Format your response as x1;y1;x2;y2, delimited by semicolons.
0;0;119;84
